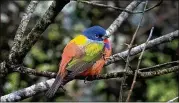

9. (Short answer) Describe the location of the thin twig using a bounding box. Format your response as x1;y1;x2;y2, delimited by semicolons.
126;27;154;102
167;96;179;103
75;0;163;14
117;55;134;70
119;1;149;101
139;60;179;71
8;1;39;64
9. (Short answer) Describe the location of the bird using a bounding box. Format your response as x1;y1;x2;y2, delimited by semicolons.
45;25;112;98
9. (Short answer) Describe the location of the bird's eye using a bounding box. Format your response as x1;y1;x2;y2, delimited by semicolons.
95;34;99;38
95;34;103;38
99;35;103;38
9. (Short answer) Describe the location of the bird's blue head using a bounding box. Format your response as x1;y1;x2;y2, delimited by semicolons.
82;26;106;41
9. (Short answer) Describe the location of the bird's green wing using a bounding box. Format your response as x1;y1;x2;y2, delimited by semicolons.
66;41;104;78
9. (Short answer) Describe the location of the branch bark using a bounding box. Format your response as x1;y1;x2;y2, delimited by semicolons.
1;64;178;102
167;96;179;103
126;26;154;102
120;1;148;101
105;1;140;37
105;30;179;66
8;61;179;79
0;79;54;102
8;0;70;65
9;1;39;64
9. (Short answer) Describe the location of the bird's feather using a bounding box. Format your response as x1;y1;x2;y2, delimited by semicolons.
45;74;63;98
46;26;110;98
62;35;104;78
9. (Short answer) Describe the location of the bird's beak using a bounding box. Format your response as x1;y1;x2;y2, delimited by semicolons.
102;34;109;40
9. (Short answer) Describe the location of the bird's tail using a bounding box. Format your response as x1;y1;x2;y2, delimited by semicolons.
45;74;63;98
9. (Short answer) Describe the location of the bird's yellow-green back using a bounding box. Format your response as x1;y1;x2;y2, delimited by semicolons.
66;34;104;70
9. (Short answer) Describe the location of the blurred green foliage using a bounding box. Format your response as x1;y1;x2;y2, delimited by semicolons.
147;73;178;101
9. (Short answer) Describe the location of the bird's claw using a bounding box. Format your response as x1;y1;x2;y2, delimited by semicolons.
102;53;107;60
102;53;110;60
104;57;110;60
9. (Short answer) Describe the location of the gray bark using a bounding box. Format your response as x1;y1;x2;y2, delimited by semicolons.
105;30;179;65
8;0;70;64
106;1;140;37
1;64;178;102
9;1;39;64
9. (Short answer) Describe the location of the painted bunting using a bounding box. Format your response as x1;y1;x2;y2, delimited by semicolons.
46;26;112;98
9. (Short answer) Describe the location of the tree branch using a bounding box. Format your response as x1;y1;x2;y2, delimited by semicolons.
0;79;54;102
8;60;178;79
120;1;148;101
8;0;70;65
1;64;178;101
167;96;179;103
82;65;179;80
105;30;179;66
9;1;39;64
126;26;154;102
6;60;179;80
75;0;163;14
105;0;141;38
11;65;56;78
139;60;179;71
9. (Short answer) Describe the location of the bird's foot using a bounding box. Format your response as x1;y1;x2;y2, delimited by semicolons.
102;53;111;60
104;57;110;60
